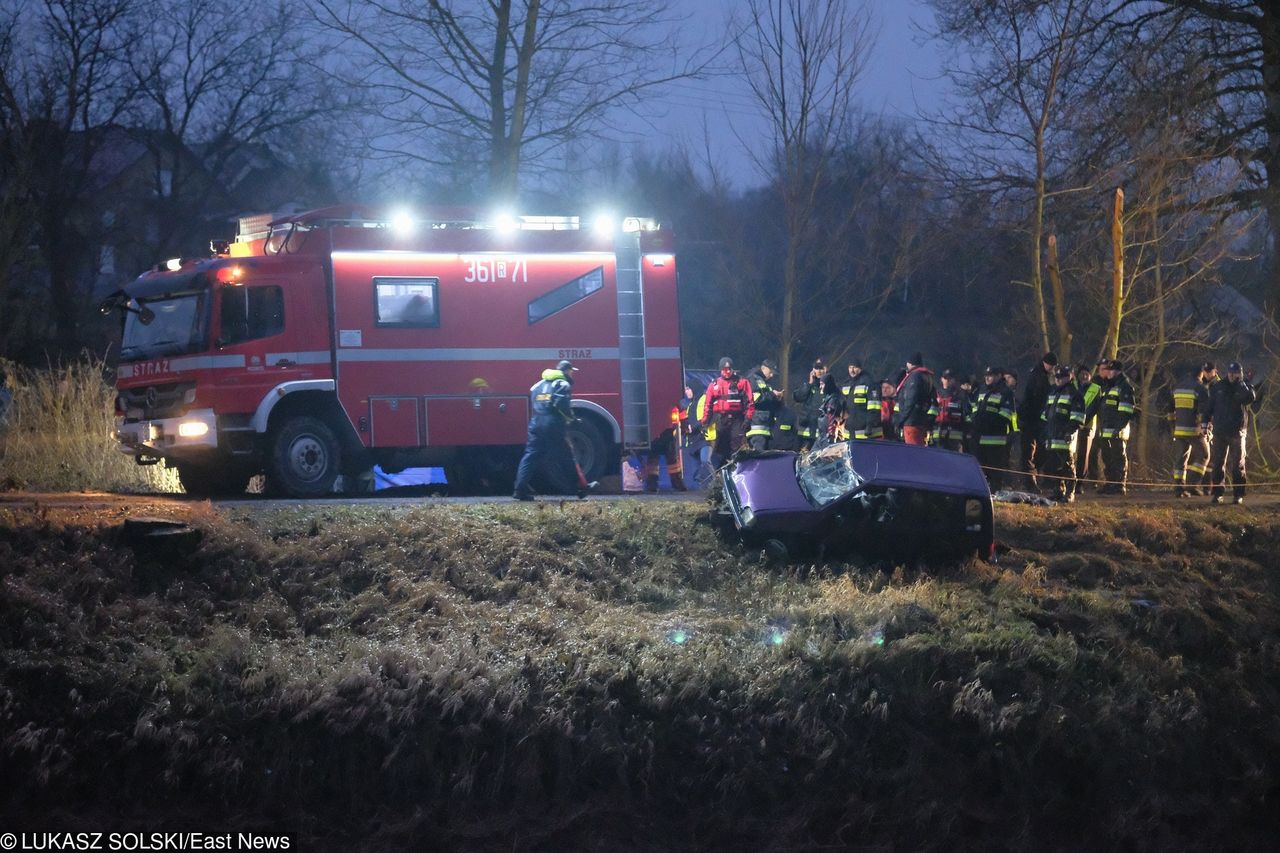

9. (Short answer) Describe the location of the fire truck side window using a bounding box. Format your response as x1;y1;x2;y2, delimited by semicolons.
375;277;439;327
527;266;604;324
219;285;284;345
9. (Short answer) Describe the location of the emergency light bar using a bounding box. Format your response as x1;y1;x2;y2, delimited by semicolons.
232;209;661;245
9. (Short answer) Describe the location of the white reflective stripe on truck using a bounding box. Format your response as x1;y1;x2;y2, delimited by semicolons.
118;354;246;378
336;347;624;362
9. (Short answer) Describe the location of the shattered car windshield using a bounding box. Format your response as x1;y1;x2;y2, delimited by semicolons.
120;290;209;360
796;443;863;508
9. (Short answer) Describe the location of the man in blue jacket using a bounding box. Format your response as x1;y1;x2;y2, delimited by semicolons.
513;359;585;500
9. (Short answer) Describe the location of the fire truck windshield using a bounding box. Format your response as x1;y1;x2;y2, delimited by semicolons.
120;290;209;360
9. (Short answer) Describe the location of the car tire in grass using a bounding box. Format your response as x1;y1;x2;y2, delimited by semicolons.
268;416;341;498
565;417;607;482
175;461;251;498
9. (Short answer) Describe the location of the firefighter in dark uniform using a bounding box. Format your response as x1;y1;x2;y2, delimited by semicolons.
702;357;754;468
771;404;799;451
1169;364;1213;497
745;358;784;451
513;359;583;500
933;369;970;452
1041;365;1085;502
1018;352;1057;491
842;361;882;440
972;367;1015;489
1205;362;1257;504
1094;359;1136;494
793;359;827;451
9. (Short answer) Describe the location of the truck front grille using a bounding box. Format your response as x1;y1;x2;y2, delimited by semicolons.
119;381;195;420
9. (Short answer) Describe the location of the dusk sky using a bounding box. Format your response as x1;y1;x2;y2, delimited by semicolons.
629;0;945;186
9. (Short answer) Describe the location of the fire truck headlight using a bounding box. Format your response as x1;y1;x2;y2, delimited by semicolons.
622;217;642;233
178;421;210;438
390;209;416;234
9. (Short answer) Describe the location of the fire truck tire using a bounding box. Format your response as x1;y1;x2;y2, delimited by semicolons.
175;462;250;498
268;416;342;498
565;417;608;482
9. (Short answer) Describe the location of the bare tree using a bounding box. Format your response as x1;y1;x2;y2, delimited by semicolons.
1107;1;1280;313
125;0;330;256
926;0;1106;356
311;0;715;200
0;0;140;354
733;0;875;383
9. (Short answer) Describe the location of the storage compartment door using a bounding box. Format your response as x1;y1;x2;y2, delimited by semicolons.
425;396;529;446
370;397;420;447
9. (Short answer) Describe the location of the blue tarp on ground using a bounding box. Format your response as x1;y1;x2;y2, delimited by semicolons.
373;465;447;490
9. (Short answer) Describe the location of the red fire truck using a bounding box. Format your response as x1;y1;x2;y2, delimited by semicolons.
109;206;683;497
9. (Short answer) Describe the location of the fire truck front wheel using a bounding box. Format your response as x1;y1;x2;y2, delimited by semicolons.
268;416;342;498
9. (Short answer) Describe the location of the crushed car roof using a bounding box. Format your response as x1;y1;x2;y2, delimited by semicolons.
846;442;990;496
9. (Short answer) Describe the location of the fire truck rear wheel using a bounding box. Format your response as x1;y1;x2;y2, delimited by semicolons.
565;417;608;482
268;416;342;498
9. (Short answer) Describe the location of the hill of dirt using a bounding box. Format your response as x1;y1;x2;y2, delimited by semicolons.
1;498;1277;851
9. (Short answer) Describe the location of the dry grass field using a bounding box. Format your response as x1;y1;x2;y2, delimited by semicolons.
0;497;1276;851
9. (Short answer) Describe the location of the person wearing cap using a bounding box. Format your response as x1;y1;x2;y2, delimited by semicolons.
1041;365;1086;502
793;359;828;451
702;357;754;469
1095;359;1136;494
893;352;937;446
745;358;785;451
1072;363;1097;488
1204;361;1257;504
971;367;1016;489
1167;364;1214;497
841;360;882;441
513;359;587;500
933;369;970;452
1017;352;1058;492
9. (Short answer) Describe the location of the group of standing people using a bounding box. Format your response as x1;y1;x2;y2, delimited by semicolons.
689;352;1262;504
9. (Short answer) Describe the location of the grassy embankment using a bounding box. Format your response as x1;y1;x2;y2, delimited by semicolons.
0;358;178;493
1;498;1277;851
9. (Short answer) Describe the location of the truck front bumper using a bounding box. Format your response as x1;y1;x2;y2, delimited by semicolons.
116;408;219;457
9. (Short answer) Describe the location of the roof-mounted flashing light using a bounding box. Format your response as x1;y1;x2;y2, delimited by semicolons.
165;257;183;271
215;265;245;284
494;212;519;234
389;209;416;234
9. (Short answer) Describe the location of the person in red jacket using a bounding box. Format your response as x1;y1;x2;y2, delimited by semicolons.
702;357;754;468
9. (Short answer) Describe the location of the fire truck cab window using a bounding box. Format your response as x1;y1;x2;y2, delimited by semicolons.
220;285;284;345
375;278;439;327
528;266;604;324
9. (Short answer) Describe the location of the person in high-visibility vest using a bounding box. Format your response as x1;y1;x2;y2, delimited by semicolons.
792;359;827;451
971;367;1015;490
1168;364;1213;497
1041;365;1086;502
745;359;784;450
691;389;717;487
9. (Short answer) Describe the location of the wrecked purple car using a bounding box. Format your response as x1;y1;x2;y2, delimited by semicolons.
713;441;995;562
